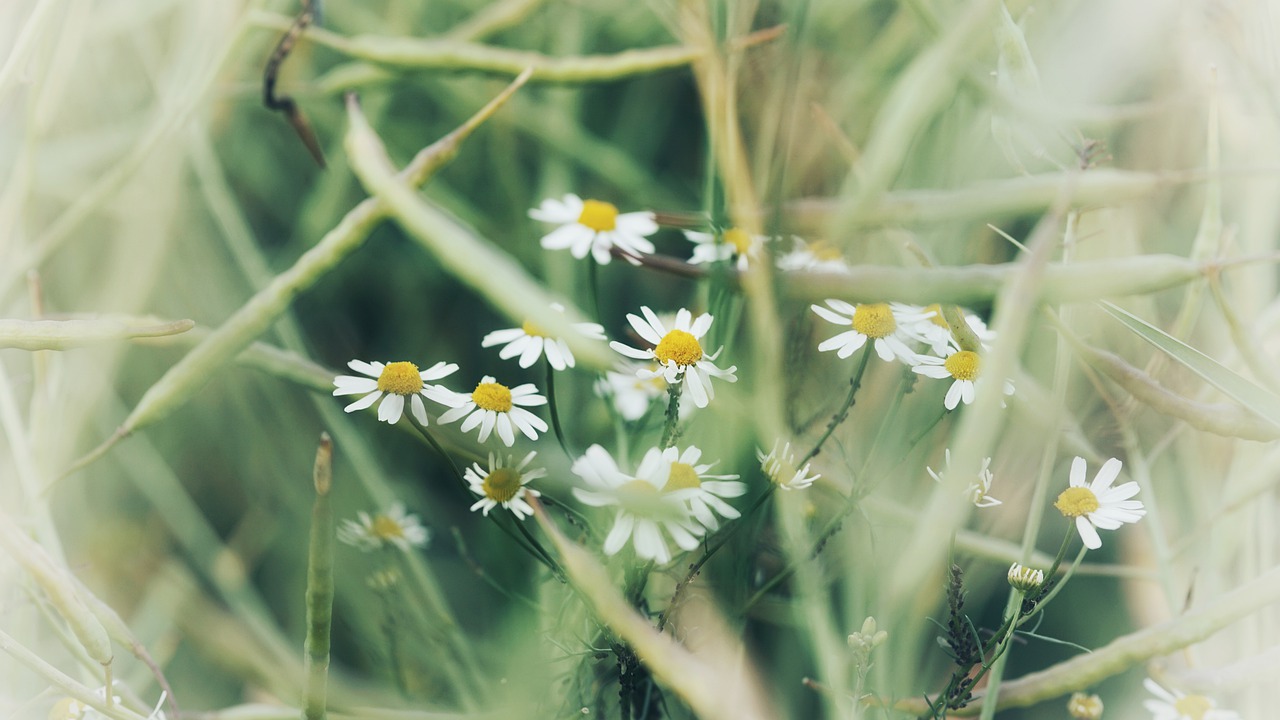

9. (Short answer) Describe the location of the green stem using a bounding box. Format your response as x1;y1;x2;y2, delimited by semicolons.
800;345;871;466
658;488;775;632
303;435;335;720
587;258;603;322
545;361;574;458
659;382;682;449
973;591;1025;720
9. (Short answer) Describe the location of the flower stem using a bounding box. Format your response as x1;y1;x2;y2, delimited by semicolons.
544;361;573;458
659;382;682;449
657;488;775;632
800;344;871;466
587;259;603;322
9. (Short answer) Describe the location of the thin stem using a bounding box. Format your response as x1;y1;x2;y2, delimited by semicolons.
659;382;682;449
545;361;574;458
800;345;871;466
587;260;603;322
658;488;775;632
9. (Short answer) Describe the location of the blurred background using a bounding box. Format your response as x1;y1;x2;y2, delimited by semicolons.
1;0;1277;717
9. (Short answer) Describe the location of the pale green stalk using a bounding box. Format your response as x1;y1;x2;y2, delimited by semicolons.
250;10;710;81
445;0;547;41
782;253;1202;306
791;169;1175;228
0;2;256;297
826;0;1001;230
303;435;335;720
978;209;1081;718
0;510;113;669
0;317;193;350
888;203;1062;604
64;66;531;477
0;629;147;720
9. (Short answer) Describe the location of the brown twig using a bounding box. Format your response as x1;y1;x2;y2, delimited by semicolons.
263;0;327;168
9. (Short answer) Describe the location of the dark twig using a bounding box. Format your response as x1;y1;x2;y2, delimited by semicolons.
263;0;327;168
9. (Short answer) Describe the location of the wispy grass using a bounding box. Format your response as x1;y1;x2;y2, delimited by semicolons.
1;0;1277;719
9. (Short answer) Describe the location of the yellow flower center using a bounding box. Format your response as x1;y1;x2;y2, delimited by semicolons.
723;228;752;255
521;320;547;337
654;329;703;367
371;515;405;539
663;462;702;492
483;467;523;503
472;382;513;412
925;303;950;329
578;199;618;232
809;240;843;261
944;350;981;381
1173;695;1212;720
377;361;424;395
851;303;896;339
1054;487;1100;517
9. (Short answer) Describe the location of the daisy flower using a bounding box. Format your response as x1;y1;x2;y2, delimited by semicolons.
338;502;430;552
911;347;1015;410
1006;563;1044;592
610;307;737;408
529;194;657;265
332;359;459;425
571;444;704;564
482;303;606;371
437;376;549;446
684;227;766;271
464;451;546;520
811;300;926;363
777;238;850;273
595;366;668;421
659;445;746;531
758;440;819;490
926;449;1001;508
1143;678;1239;720
1053;457;1146;550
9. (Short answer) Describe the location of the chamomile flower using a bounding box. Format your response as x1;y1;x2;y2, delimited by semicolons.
529;194;657;265
332;359;459;425
777;238;850;273
1053;457;1145;550
660;446;746;531
811;300;925;363
1006;563;1044;592
438;376;549;446
596;366;667;421
464;451;546;520
911;347;1015;410
684;227;766;271
610;307;737;408
338;502;430;553
926;449;1001;508
482;303;606;371
571;444;704;564
1143;678;1239;720
758;440;819;490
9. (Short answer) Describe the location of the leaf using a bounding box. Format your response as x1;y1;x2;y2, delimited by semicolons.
1100;302;1280;428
